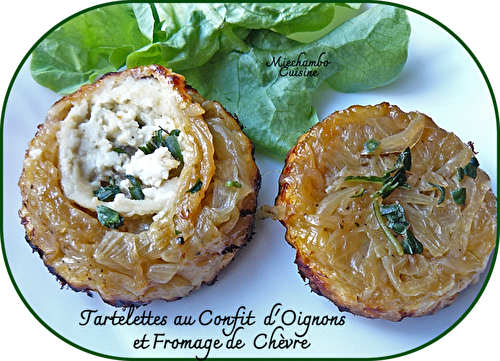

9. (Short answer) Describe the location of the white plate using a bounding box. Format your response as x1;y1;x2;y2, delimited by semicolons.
1;5;497;360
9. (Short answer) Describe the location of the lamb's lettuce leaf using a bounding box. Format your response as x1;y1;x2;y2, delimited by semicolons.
30;3;410;157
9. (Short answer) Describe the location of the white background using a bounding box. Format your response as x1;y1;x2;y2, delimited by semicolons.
3;3;498;357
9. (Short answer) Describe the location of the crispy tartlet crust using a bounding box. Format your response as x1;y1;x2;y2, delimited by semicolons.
19;65;260;306
276;102;496;321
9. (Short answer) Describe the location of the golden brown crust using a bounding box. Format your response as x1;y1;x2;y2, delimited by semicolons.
19;65;260;306
276;102;496;321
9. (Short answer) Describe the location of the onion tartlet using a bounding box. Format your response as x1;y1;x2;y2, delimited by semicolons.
19;65;260;306
276;103;496;321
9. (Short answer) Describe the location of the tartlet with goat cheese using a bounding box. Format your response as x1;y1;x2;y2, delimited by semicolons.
18;65;260;306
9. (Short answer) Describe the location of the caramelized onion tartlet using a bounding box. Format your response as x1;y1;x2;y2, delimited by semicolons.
19;65;260;306
276;103;496;321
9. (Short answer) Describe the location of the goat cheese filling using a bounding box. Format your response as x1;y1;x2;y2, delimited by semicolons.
57;76;203;217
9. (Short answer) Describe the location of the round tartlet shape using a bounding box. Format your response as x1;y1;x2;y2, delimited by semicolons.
19;65;260;306
276;103;496;321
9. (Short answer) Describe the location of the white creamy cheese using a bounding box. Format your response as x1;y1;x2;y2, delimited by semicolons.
125;147;180;187
57;76;203;217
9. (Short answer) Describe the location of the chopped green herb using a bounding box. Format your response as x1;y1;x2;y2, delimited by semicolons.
401;230;424;255
174;229;181;235
96;205;124;229
187;178;203;193
112;145;136;156
372;198;404;256
463;156;479;179
93;177;121;202
346;147;411;200
373;148;411;199
112;146;127;154
139;128;183;162
456;157;479;182
428;182;446;205
363;138;380;153
380;203;410;234
125;175;145;200
139;129;163;154
169;129;181;137
451;187;467;206
396;147;412;172
351;188;366;198
164;133;183;162
225;180;242;188
374;199;423;255
347;147;425;256
345;175;385;184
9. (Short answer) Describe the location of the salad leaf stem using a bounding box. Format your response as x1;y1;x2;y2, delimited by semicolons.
149;3;166;43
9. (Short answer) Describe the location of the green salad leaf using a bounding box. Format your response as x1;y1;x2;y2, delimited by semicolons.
184;5;410;155
216;3;340;35
126;3;225;70
31;5;151;94
30;3;410;157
